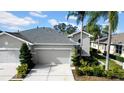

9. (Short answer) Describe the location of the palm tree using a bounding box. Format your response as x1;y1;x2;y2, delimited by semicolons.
105;12;118;70
67;11;87;47
88;11;118;71
86;22;102;51
102;25;109;37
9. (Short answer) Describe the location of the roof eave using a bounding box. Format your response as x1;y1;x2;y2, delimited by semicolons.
33;43;78;46
0;32;33;45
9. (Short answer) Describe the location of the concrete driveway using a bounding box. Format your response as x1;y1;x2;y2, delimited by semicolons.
24;64;74;81
0;63;18;81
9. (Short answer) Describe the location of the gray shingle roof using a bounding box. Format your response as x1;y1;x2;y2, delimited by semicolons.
8;32;32;42
95;33;124;45
9;27;76;45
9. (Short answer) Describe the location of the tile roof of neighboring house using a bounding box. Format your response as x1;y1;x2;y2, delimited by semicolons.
95;33;124;45
6;27;77;45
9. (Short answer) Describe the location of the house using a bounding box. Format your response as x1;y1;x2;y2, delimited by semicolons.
0;27;92;65
91;33;124;57
68;31;92;56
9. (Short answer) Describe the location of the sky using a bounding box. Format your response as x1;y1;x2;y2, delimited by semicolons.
0;11;123;33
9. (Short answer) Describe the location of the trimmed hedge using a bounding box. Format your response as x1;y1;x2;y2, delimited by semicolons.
116;56;124;62
103;51;124;62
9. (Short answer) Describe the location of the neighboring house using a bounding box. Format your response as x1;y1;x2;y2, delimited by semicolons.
91;33;124;57
0;27;78;64
68;31;92;56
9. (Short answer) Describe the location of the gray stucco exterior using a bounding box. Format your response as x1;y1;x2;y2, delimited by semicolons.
68;32;91;56
0;34;24;48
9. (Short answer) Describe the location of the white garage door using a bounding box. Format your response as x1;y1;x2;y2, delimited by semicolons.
0;50;20;63
36;50;71;64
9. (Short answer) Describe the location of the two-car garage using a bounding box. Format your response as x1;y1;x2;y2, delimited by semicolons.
0;48;72;64
0;50;20;63
34;49;72;64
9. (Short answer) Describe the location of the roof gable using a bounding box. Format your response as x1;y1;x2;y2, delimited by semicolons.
68;31;93;38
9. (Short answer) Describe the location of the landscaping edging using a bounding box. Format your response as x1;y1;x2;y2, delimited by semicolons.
9;75;23;81
9;68;33;81
72;70;121;81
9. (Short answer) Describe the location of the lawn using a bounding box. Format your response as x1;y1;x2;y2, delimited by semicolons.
95;54;122;70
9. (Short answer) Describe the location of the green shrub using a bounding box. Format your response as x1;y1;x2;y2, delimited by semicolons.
75;67;83;76
71;48;80;66
16;64;28;78
80;59;87;67
81;56;99;67
93;66;105;77
106;71;114;79
90;48;97;56
106;69;124;79
116;55;124;62
97;50;101;53
117;70;124;79
19;43;34;69
80;66;94;76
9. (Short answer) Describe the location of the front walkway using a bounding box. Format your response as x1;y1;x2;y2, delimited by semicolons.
24;64;74;81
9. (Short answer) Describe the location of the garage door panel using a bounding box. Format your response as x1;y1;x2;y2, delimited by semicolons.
36;50;71;64
0;50;19;63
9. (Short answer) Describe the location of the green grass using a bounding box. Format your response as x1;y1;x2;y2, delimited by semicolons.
95;54;122;70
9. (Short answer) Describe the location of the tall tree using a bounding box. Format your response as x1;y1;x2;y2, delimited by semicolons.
88;11;118;71
106;12;118;70
54;23;77;35
101;25;109;37
67;11;87;47
86;22;102;51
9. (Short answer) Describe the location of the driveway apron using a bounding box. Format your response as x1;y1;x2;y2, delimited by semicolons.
24;64;74;81
0;63;18;81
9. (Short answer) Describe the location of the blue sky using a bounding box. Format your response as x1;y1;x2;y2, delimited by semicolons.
0;11;123;33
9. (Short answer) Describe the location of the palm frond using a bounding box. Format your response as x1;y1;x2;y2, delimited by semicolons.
109;11;118;32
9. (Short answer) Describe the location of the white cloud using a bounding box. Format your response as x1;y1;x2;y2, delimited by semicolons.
119;11;122;14
48;19;59;26
2;25;21;30
0;11;38;31
115;29;122;33
29;11;48;18
65;15;76;20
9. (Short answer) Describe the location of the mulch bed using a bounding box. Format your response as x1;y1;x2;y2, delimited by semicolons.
9;64;35;81
9;69;32;81
72;70;120;81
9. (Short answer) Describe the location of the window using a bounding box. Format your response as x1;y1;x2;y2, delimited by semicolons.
116;45;122;54
78;39;80;43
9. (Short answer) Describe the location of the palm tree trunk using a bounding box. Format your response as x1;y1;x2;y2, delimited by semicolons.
105;19;111;71
97;35;100;51
80;23;83;47
80;22;83;57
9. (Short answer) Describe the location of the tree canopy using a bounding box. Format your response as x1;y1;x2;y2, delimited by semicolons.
53;23;77;35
